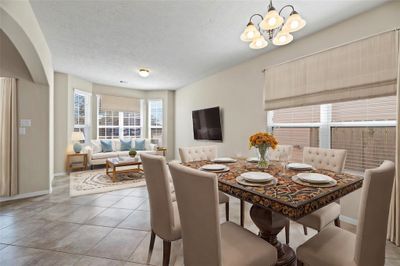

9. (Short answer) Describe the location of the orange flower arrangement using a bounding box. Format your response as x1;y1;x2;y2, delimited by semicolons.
249;132;278;149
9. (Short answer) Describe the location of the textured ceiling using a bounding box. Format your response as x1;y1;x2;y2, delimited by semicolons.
30;0;388;90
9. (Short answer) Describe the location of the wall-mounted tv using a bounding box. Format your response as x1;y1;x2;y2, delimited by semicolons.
192;106;223;141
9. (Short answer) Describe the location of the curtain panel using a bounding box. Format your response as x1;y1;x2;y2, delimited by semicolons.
0;78;18;196
388;29;400;246
100;94;141;113
264;31;398;111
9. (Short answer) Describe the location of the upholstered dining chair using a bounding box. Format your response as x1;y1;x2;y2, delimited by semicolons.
297;160;395;266
293;147;347;238
179;145;231;222
140;153;181;266
169;163;277;266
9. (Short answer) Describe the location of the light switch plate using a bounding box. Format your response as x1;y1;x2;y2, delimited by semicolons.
19;127;26;135
20;119;31;127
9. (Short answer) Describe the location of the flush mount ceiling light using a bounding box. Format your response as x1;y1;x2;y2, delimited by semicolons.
138;68;150;78
240;0;306;49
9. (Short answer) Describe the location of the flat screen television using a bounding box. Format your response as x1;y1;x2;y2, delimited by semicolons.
192;107;223;141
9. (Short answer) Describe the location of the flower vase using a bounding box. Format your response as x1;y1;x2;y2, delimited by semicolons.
257;144;269;168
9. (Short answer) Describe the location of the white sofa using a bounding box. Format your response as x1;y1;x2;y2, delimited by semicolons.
84;138;157;167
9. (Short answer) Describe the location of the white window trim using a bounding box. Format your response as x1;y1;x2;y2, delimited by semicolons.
97;96;144;139
148;99;163;143
73;89;91;144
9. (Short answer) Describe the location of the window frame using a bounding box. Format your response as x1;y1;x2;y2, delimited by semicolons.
267;100;396;174
97;95;144;139
148;99;164;145
73;89;91;144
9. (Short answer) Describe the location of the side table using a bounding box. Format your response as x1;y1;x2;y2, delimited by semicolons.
66;153;88;174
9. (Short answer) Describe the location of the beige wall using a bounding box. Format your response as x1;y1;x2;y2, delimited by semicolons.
0;28;49;196
175;1;400;221
53;77;176;173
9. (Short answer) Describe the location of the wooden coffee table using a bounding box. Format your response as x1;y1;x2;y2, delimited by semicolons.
106;157;143;182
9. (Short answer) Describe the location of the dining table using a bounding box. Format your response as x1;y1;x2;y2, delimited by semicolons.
183;159;364;266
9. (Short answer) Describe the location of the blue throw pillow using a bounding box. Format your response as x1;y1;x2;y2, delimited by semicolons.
100;140;113;152
120;139;131;151
135;139;145;151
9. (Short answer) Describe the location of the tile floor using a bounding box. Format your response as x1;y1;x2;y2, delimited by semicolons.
0;175;399;266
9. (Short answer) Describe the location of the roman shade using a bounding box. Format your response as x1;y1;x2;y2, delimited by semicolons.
100;94;141;113
264;30;399;111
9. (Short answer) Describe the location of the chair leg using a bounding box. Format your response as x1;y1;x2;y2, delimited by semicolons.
225;202;230;221
334;217;341;227
163;240;171;266
297;259;304;266
149;230;156;254
285;222;290;245
240;200;245;227
303;225;308;235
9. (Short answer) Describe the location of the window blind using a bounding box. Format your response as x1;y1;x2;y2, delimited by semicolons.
268;95;396;173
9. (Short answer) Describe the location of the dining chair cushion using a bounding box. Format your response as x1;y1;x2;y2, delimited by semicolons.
268;145;293;161
303;147;347;173
179;145;218;163
297;203;340;231
297;226;356;266
219;191;229;204
221;222;277;266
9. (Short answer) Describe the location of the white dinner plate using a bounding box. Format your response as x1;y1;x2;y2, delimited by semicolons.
246;157;259;163
212;157;237;163
287;163;314;170
200;164;226;171
241;172;274;182
296;173;334;184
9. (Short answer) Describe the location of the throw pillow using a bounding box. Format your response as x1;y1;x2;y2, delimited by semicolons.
120;139;132;151
100;140;113;152
135;139;145;151
91;140;102;154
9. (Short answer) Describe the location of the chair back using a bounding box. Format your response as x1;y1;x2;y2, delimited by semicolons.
303;147;347;173
354;160;395;266
140;153;178;240
269;145;293;161
179;145;217;163
169;163;222;266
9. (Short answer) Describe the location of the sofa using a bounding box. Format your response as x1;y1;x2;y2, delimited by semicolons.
84;138;158;167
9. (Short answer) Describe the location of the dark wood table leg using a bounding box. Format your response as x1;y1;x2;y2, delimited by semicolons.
250;205;296;266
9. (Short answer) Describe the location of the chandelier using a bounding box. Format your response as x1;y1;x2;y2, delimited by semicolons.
240;0;306;49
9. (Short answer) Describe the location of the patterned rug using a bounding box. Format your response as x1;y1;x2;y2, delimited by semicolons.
69;169;146;197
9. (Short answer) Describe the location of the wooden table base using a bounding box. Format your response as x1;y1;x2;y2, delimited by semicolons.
250;205;296;266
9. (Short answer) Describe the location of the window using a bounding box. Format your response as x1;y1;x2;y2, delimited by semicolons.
268;96;396;173
148;99;163;145
73;89;91;142
97;96;143;139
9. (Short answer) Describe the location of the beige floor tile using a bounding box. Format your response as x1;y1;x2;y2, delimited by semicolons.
66;194;102;205
88;195;125;207
137;201;150;211
87;208;132;227
34;203;81;221
0;243;8;250
118;210;150;231
52;224;112;254
106;188;137;196
111;196;146;210
58;205;106;223
0;218;47;244
0;215;17;229
75;255;126;266
14;221;80;249
87;228;147;260
0;245;81;266
128;187;148;198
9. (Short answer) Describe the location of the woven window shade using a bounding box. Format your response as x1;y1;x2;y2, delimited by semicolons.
100;94;141;113
264;31;399;111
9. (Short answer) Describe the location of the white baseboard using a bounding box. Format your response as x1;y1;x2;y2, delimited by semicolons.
54;172;67;177
340;215;358;225
0;190;49;202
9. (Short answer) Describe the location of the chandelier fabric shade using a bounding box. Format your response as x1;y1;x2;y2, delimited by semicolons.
100;94;141;113
260;8;283;30
263;31;399;111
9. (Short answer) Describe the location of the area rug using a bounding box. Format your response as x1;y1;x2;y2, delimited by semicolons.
69;169;146;197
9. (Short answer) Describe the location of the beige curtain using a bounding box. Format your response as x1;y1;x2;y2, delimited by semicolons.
264;31;398;110
388;30;400;246
0;78;18;196
100;94;141;113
